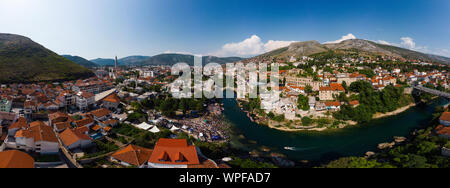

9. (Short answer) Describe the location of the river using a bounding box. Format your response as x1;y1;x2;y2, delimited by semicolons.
222;97;449;162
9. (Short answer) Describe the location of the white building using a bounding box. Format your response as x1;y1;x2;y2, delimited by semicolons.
76;91;95;111
14;121;59;155
59;127;93;150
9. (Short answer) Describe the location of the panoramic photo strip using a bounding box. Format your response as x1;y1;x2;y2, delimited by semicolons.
0;0;449;183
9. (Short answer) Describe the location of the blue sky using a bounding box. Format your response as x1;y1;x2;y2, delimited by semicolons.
0;0;449;59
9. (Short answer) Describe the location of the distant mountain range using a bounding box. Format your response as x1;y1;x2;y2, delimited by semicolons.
256;39;450;64
90;54;245;67
0;33;94;83
62;55;98;68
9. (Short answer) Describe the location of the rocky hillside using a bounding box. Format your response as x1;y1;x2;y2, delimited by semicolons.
256;39;450;64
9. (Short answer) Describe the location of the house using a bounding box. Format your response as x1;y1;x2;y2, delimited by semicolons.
24;100;37;118
8;117;28;136
57;91;75;108
382;76;397;86
435;125;450;139
44;101;59;111
73;117;95;128
111;144;153;167
76;91;95;111
48;111;73;127
103;93;120;111
319;83;345;101
0;150;35;168
101;119;119;127
89;108;112;121
14;121;59;155
147;138;200;168
325;101;341;111
0;97;12;112
73;79;113;94
439;112;450;126
308;96;316;110
0;111;17;127
59;127;93;150
54;121;72;133
349;100;360;107
315;102;327;111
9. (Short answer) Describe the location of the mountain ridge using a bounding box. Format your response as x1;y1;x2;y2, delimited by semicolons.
0;33;94;83
91;54;245;66
62;55;98;68
255;39;450;64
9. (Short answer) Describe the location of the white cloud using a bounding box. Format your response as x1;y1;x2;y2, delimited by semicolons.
212;35;297;57
377;40;393;45
263;40;297;52
324;33;357;44
400;37;416;49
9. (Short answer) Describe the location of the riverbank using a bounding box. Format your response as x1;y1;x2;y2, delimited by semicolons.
373;103;416;119
223;97;450;162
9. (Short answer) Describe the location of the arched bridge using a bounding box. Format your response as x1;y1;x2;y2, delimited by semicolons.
413;86;450;99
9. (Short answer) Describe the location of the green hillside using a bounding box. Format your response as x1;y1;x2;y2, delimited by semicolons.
62;55;98;68
0;33;94;83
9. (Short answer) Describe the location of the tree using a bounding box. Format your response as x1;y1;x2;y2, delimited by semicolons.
342;81;348;93
323;157;394;168
305;85;313;94
297;95;310;111
301;116;313;126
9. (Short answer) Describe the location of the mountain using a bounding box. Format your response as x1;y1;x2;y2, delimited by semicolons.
91;54;244;67
62;55;98;68
257;39;450;64
91;58;116;66
140;54;244;66
260;40;328;58
119;56;150;66
0;33;94;83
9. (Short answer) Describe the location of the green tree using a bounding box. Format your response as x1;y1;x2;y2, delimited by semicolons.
297;95;310;111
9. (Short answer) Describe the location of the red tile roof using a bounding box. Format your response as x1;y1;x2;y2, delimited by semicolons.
436;125;450;136
320;83;345;91
9;117;28;130
325;101;341;107
15;122;58;143
349;100;360;106
74;117;94;127
148;139;200;165
440;112;450;122
78;91;95;98
0;150;34;168
89;108;112;118
54;121;72;131
103;93;120;103
112;145;153;166
59;128;92;147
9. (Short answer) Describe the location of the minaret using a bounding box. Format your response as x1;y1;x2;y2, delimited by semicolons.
115;56;118;70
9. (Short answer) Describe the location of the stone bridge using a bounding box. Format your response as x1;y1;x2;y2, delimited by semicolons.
413;86;450;99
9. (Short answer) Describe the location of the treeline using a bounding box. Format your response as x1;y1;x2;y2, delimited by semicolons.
139;95;209;117
334;81;413;123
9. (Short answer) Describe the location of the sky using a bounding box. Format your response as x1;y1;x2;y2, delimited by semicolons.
0;0;449;59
